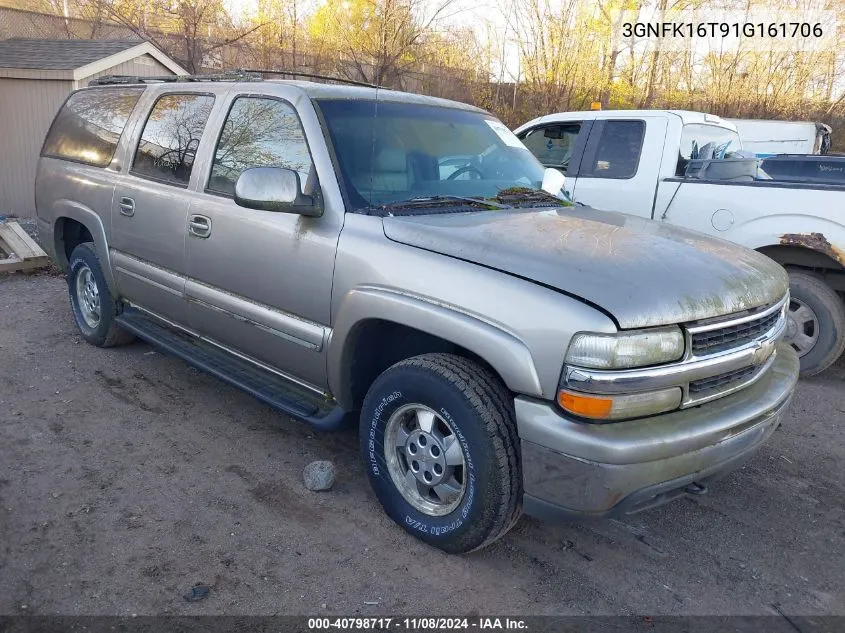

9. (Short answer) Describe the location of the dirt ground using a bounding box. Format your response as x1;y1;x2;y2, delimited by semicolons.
1;272;843;617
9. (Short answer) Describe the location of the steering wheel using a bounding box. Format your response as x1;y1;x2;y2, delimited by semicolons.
447;164;485;180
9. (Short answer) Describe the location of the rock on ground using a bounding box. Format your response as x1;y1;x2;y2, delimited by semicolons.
303;460;336;491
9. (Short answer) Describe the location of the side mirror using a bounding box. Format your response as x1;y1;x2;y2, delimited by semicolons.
234;167;323;217
541;167;566;196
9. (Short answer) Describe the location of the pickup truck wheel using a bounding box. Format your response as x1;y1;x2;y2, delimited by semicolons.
68;243;135;348
785;270;845;376
360;353;522;554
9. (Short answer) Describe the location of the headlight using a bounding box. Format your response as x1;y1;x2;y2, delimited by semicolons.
565;327;685;369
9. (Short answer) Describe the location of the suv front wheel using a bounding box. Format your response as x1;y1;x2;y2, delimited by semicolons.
68;242;135;347
360;353;522;553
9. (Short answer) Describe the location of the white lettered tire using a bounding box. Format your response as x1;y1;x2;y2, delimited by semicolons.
360;353;522;553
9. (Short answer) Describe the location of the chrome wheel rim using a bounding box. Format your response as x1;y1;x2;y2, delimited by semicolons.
384;404;466;516
785;297;819;357
75;264;101;329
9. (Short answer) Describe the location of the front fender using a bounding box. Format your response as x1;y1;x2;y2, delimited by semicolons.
327;285;543;410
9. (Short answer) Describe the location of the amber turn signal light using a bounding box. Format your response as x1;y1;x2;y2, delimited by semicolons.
558;390;613;419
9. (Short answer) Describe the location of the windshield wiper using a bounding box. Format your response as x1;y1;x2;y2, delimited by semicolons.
373;195;511;214
493;187;573;208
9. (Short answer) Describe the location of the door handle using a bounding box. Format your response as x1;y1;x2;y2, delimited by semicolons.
188;214;212;238
118;197;135;217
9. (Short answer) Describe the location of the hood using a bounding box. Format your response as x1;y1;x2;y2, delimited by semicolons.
382;207;788;329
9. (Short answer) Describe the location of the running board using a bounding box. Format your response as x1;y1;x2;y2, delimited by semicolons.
115;307;351;431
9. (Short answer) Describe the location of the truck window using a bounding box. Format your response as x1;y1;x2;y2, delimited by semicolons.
207;97;313;197
519;124;581;173
677;124;742;176
41;87;144;167
581;120;644;179
131;93;215;187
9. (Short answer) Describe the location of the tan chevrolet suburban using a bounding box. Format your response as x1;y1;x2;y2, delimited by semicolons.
35;73;798;553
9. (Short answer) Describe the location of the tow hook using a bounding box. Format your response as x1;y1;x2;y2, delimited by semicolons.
684;482;708;495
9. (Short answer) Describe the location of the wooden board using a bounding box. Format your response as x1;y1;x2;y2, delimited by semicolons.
0;221;49;273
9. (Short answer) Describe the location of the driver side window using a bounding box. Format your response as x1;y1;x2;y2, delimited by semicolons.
519;123;581;173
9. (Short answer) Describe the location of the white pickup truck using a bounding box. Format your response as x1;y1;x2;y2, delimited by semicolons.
514;110;845;376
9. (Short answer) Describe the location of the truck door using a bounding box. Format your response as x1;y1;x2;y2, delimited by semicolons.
110;90;218;325
183;91;343;390
567;117;668;218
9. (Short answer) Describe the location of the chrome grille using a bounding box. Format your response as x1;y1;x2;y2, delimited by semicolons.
691;309;780;355
689;365;757;394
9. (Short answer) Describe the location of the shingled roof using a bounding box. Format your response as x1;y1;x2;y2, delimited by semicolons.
0;38;143;70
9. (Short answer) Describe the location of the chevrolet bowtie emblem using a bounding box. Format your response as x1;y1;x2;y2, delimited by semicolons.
751;339;776;366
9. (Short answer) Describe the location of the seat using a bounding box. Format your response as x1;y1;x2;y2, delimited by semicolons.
370;149;410;192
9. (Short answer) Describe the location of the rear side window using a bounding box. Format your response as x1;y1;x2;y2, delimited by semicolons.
582;120;645;179
131;93;215;187
41;87;144;167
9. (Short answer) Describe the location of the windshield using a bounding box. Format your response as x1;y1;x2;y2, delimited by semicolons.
316;99;556;212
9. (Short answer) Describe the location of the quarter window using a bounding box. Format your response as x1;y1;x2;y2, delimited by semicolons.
131;93;215;187
208;97;314;196
583;120;644;179
41;87;144;167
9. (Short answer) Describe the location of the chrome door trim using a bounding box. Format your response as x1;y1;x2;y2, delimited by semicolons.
112;250;327;352
184;278;327;351
111;250;185;296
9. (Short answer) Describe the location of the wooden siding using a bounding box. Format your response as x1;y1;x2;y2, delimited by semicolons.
0;77;72;218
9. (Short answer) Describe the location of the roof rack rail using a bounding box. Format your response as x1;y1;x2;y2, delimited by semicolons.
88;69;262;86
244;68;386;89
87;68;386;90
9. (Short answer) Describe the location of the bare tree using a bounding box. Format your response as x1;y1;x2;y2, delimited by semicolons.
89;0;265;72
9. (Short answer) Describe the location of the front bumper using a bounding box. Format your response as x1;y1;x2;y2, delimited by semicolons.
517;344;799;521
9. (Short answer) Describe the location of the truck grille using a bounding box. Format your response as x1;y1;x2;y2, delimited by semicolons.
691;309;780;355
689;365;757;394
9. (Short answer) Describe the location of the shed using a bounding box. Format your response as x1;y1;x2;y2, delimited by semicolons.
0;38;188;218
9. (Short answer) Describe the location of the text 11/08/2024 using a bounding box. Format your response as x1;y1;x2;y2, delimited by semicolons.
307;618;527;630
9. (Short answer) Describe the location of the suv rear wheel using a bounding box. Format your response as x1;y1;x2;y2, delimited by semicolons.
68;242;135;347
360;353;522;553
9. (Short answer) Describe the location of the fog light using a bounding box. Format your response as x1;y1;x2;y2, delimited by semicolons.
558;387;683;421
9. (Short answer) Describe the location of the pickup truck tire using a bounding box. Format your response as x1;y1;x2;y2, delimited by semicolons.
786;270;845;376
360;353;522;553
68;242;135;348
